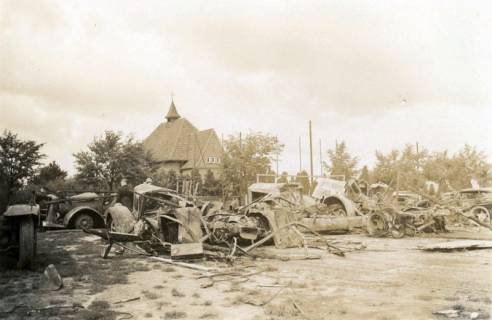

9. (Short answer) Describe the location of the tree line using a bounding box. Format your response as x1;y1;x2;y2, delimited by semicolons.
323;141;491;193
1;129;490;212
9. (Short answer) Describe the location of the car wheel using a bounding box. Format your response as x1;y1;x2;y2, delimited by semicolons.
367;212;389;237
73;214;95;230
18;216;35;269
471;206;491;224
326;203;347;216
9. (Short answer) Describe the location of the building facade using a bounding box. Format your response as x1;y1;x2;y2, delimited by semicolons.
143;100;223;177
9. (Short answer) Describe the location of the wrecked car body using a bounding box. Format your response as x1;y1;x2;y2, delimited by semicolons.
102;183;268;259
42;191;117;229
245;183;366;242
104;183;203;256
449;188;492;223
366;206;447;238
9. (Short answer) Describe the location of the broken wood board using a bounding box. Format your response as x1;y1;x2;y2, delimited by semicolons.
418;240;492;252
171;242;204;260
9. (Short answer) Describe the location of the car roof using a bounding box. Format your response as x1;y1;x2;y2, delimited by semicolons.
460;187;492;193
134;183;176;195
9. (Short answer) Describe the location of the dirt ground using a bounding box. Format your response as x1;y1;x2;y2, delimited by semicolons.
1;228;491;320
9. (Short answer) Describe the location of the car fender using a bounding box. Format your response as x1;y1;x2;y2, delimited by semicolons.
322;195;357;216
63;206;103;227
4;204;40;217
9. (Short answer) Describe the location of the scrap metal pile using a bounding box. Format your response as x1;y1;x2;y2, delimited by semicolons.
81;179;492;268
84;182;346;266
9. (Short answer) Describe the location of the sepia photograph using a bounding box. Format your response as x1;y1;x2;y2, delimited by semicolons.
0;1;491;319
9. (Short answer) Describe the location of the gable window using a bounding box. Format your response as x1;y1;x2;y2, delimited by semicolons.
207;156;220;164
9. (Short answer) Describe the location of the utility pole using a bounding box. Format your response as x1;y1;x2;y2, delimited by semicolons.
298;136;302;173
239;132;243;204
309;121;314;187
275;152;279;181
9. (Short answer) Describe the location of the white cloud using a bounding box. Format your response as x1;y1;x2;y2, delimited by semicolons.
0;0;491;175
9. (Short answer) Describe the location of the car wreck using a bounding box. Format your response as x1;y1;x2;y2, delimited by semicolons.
42;191;117;229
86;182;348;261
0;191;40;269
444;188;492;223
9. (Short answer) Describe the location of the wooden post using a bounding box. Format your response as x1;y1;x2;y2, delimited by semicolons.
309;121;314;189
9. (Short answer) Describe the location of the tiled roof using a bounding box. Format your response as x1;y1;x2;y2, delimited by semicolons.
181;129;223;170
143;118;198;162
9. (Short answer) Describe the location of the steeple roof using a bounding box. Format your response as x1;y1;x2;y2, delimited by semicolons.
165;100;180;122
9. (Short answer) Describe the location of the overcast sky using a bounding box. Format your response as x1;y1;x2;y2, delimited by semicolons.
1;0;491;176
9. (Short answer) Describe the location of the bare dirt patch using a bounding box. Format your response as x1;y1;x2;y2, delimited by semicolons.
1;230;491;319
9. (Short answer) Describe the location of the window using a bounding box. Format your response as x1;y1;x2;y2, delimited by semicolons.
207;156;220;164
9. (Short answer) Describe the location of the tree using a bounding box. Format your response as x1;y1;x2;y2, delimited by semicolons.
221;132;284;200
0;130;45;204
31;161;67;186
152;169;169;188
277;171;289;183
295;170;311;195
323;141;358;180
190;169;203;195
73;131;153;190
167;169;178;191
422;151;453;187
372;149;401;186
359;165;370;183
202;170;221;196
448;144;490;189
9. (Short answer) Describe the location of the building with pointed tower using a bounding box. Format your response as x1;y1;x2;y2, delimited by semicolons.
143;100;223;177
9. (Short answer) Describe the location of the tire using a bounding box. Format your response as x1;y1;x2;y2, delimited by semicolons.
18;216;35;269
367;212;388;237
73;213;95;230
250;213;271;233
326;203;347;216
471;206;491;224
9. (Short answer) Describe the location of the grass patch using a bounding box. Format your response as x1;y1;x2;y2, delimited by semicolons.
171;288;185;297
88;300;111;312
132;262;151;272
163;266;176;272
203;300;213;306
155;301;170;310
199;312;218;319
288;280;307;289
192;292;200;298
48;298;66;305
142;290;161;300
264;265;278;272
265;302;299;317
164;310;187;319
154;284;165;289
144;312;153;318
223;283;241;293
78;299;115;320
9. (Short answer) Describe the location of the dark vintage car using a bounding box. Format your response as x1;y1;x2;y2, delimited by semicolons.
42;191;117;229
